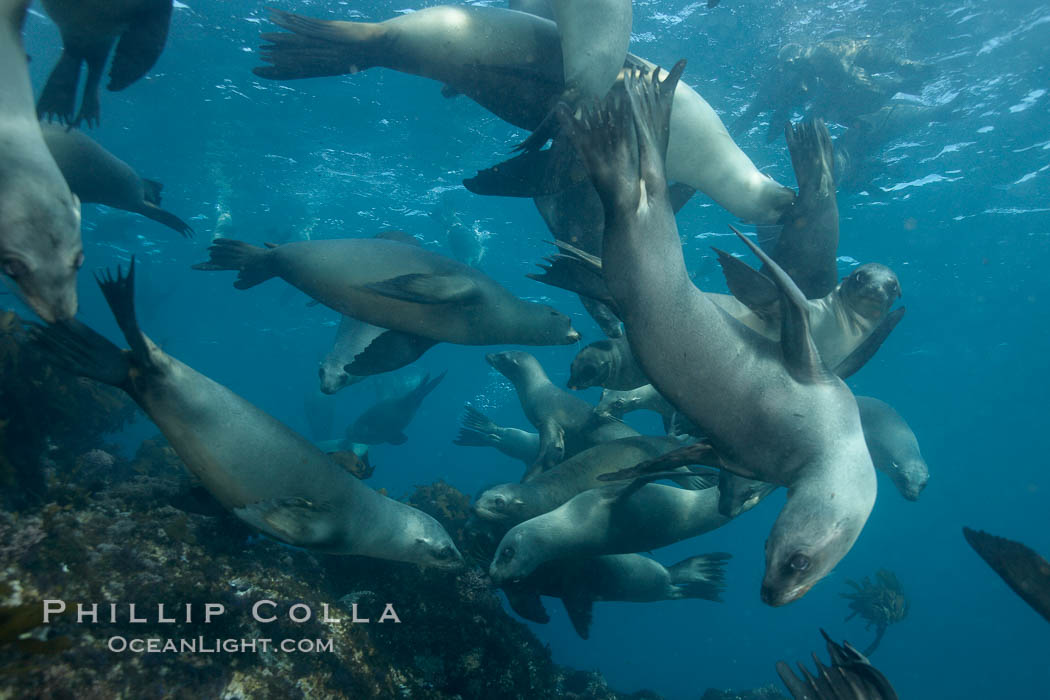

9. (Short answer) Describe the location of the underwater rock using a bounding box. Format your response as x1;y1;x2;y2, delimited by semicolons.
701;686;788;700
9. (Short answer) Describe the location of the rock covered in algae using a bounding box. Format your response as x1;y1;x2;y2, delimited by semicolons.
0;451;657;699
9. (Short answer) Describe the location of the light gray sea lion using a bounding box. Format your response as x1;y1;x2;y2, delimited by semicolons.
596;385;676;431
777;629;899;700
856;396;928;501
30;261;462;569
503;551;729;639
453;405;540;466
253;6;794;224
486;350;639;480
318;315;384;395
508;0;554;21
192;237;579;362
963;527;1050;624
37;0;175;127
40;124;192;238
561;62;876;605
0;0;82;323
345;371;446;446
489;479;773;582
568;335;647;390
474;436;697;525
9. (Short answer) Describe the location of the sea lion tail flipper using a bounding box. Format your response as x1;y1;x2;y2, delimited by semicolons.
26;318;131;388
729;226;829;384
785;118;835;199
94;258;159;369
343;330;438;376
107;1;173;91
503;585;550;624
712;247;780;315
527;255;618;313
365;274;479;304
254;10;380;80
191;239;275;289
414;370;448;401
832;307;906;379
459;405;499;437
667;552;731;601
597;441;720;482
36;50;82;125
560;594;594;640
624;59;686;185
139;202;194;239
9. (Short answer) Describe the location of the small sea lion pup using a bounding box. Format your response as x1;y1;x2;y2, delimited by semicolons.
503;551;730;640
0;0;82;322
856;396;929;501
568;335;647;391
37;0;175;126
30;261;463;570
561;62;876;605
193;237;580;374
41;124;193;238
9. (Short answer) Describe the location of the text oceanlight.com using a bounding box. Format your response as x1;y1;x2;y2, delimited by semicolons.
107;637;335;654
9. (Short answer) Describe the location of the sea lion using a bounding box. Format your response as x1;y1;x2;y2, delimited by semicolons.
253;6;795;225
503;551;729;640
345;371;446;446
963;527;1050;624
489;479;774;582
486;350;639;480
318;315;385;395
474;436;697;525
0;0;82;323
596;384;676;430
453;405;540;467
777;629;899;700
560;62;876;605
192;237;580;361
508;0;554;21
37;0;175;127
40;124;193;238
29;261;462;569
568;335;647;391
856;396;929;501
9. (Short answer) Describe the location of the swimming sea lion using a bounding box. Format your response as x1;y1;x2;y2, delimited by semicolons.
561;62;876;605
856;396;929;501
503;551;729;639
345;371;446;446
595;384;676;431
192;237;580;357
568;335;647;390
489;479;773;582
30;261;462;569
486;350;639;480
253;6;794;224
37;0;175;127
318;315;385;395
963;528;1050;624
777;629;899;700
40;123;193;238
453;405;540;467
474;435;696;525
0;0;82;323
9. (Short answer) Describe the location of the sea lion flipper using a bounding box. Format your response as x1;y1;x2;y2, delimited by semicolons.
718;472;778;517
139;202;194;239
527;419;565;481
713;247;780;315
729;226;830;385
94;258;155;368
192;239;276;289
832;307;906;379
560;593;594;640
235;497;332;545
597;441;720;482
963;527;1050;623
343;330;438;376
365;273;479;304
464;149;557;198
527;255;618;314
26;318;131;387
668;182;698;214
37;50;81;125
503;585;550;624
108;2;173;91
667;552;731;601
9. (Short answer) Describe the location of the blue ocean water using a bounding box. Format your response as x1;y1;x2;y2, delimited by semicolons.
12;0;1050;697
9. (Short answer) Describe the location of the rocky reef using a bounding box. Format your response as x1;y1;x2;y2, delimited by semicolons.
0;433;658;700
700;685;788;700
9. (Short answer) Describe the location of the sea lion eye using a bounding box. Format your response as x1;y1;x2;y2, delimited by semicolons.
318;367;326;380
437;545;453;560
789;553;811;572
2;258;28;279
501;546;515;561
493;496;505;507
73;252;85;270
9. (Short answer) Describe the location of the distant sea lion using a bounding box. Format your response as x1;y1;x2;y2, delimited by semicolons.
856;396;928;501
40;124;193;238
0;0;82;322
37;0;175;126
486;350;639;480
503;551;729;639
963;527;1050;624
253;6;795;224
345;371;446;446
453;405;540;466
489;480;773;582
193;237;580;367
568;335;647;390
318;315;384;394
30;262;462;569
562;62;876;605
474;436;692;525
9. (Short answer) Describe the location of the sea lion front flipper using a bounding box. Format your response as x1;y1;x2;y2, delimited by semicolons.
832;307;906;379
713;247;780;318
728;226;831;385
139;202;194;239
560;592;595;640
464;136;581;198
108;2;173;91
235;496;333;546
962;527;1050;623
502;584;550;624
597;441;722;482
668;182;697;214
526;419;565;481
365;274;480;304
37;50;82;124
717;472;778;518
344;330;438;376
528;254;618;313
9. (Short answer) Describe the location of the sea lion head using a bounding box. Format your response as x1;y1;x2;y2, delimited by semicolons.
485;350;541;383
488;528;538;584
474;485;527;523
526;306;581;345
839;263;900;321
318;359;361;395
568;340;615;389
406;516;465;571
887;457;929;501
0;176;82;322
